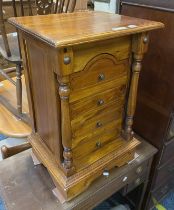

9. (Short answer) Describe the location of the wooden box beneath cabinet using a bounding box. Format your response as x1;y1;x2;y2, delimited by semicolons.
9;12;163;201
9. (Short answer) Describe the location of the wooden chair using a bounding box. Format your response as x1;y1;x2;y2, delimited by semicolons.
0;0;77;159
0;0;76;122
0;75;32;159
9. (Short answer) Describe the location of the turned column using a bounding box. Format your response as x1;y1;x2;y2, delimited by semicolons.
58;76;74;176
123;33;149;141
16;63;22;115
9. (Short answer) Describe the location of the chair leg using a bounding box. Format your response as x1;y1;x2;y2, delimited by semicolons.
1;142;31;159
16;64;22;115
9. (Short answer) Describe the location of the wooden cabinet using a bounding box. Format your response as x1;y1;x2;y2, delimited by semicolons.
121;1;174;209
9;12;163;201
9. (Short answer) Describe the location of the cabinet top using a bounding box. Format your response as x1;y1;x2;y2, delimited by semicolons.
9;11;164;48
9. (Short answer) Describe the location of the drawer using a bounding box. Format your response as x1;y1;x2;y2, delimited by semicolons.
73;137;134;171
72;121;121;157
70;74;128;103
121;160;150;195
70;85;126;119
160;137;174;166
154;156;174;187
73;36;131;73
72;118;122;148
70;58;128;91
71;106;123;140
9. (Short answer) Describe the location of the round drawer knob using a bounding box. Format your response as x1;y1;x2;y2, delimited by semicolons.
143;36;149;44
96;141;102;148
98;74;105;81
136;166;143;174
122;176;128;182
64;56;71;65
97;99;104;106
103;169;110;177
135;178;141;185
96;122;103;128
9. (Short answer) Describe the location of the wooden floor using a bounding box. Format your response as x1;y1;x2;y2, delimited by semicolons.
0;76;31;138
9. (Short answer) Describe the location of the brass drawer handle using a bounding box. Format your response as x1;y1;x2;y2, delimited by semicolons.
96;122;103;128
96;141;102;148
98;74;105;81
97;99;104;106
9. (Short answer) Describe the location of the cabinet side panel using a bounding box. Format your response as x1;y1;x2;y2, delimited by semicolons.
25;39;62;162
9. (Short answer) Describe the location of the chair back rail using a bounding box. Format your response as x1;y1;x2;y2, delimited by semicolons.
10;0;77;16
0;0;76;119
0;0;11;56
0;0;77;57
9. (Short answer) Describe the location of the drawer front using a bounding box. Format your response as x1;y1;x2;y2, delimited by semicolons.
71;106;123;141
69;53;130;171
70;85;126;119
72;118;122;148
155;156;174;187
73;36;131;73
72;120;122;157
160;137;174;166
121;160;150;195
70;74;128;103
70;58;128;92
73;137;134;171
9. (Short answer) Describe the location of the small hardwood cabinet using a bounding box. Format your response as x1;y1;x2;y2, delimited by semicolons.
9;12;163;201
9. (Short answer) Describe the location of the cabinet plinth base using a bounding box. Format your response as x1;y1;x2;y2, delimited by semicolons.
28;133;140;201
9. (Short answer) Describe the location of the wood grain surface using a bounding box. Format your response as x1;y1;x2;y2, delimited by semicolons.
8;11;164;47
0;104;31;137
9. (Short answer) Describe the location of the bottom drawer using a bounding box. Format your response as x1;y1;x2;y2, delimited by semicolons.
121;160;149;195
73;137;140;172
101;159;150;196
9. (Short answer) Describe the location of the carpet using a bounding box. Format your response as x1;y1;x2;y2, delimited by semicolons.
0;198;5;210
0;135;7;141
94;190;174;210
153;189;174;210
0;191;174;210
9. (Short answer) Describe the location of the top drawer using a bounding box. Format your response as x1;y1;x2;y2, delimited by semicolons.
70;56;129;92
73;36;131;73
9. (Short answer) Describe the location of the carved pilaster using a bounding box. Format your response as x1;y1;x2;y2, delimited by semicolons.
123;33;149;141
58;77;74;175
